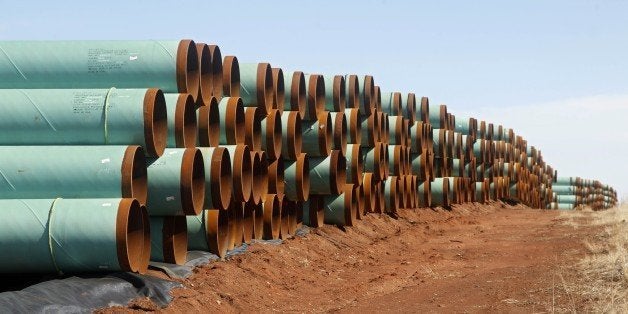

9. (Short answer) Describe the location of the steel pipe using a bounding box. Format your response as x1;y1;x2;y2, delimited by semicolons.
186;208;229;258
150;216;187;264
284;153;310;201
197;96;220;147
198;147;232;211
242;200;254;244
360;110;378;147
268;156;284;196
345;144;364;185
250;151;268;205
164;93;197;148
222;145;253;203
357;75;374;116
271;68;285;111
302;74;326;121
280;111;303;160
279;194;291;240
262;194;281;240
217;97;245;145
418;180;432;207
194;43;212;105
226;200;243;249
403;93;417;125
309;150;346;195
239;63;273;115
301;111;332;157
323;75;346;112
261;109;283;160
222;56;240;97
0;145;147;204
0;88;167;157
303;196;325;228
384;176;400;214
323;184;358;226
0;198;146;274
345;108;362;144
381;92;402;116
147;148;204;216
207;45;223;99
362;172;376;213
430;177;450;207
363;142;386;181
0;40;200;101
284;71;307;117
344;74;359;109
329;111;348;155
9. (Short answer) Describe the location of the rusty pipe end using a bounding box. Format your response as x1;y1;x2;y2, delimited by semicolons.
318;111;333;156
197;96;221;147
225;97;245;145
250;151;268;205
330;150;347;195
268;157;285;195
207;44;223;99
333;111;348;156
296;153;310;201
266;109;283;160
176;40;200;103
121;145;148;206
347;108;362;144
257;63;274;115
244;107;263;151
162;215;188;265
232;145;253;202
175;93;198;148
138;205;151;274
272;68;285;112
307;74;326;119
333;75;346;112
115;198;145;273
195;43;212;105
222;56;240;97
142;88;167;157
180;148;205;215
285;111;302;159
206;208;229;258
290;71;307;117
262;194;281;240
210;147;233;210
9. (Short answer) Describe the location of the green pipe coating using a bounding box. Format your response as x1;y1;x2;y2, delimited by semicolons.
146;148;204;216
557;203;575;210
198;147;232;210
555;177;576;185
163;93;193;148
454;116;472;135
556;195;577;203
0;145;142;200
217;97;243;145
323;192;350;226
384;176;398;212
552;185;577;195
428;105;442;128
475;182;485;203
149;216;187;264
301;117;326;157
430;177;449;207
239;63;265;109
0;40;193;93
0;198;142;273
0;88;165;156
284;154;309;201
417;181;431;207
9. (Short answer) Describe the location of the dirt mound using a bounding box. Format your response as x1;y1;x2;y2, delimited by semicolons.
101;202;601;312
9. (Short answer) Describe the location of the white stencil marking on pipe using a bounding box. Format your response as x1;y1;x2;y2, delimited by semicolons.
129;55;138;61
101;158;111;164
166;196;175;201
102;203;112;207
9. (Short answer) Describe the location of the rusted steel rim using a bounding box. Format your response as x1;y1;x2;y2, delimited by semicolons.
197;96;220;147
222;56;240;97
142;88;168;157
176;40;200;102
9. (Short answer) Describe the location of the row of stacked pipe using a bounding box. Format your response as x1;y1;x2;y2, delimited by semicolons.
0;39;617;275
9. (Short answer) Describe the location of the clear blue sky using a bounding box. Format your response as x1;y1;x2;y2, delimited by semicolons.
1;1;627;199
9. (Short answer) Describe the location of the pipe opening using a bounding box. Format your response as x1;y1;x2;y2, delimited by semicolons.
233;145;252;202
268;157;284;195
331;150;347;195
374;85;382;112
195;43;212;105
362;75;374;115
333;75;346;112
176;40;200;103
272;68;285;111
267;109;282;160
334;112;347;156
289;71;307;117
116;198;144;272
250;151;268;205
297;153;310;201
180;148;205;215
211;147;233;210
208;45;223;99
222;56;240;97
319;112;332;156
346;74;359;109
344;184;357;226
351;145;364;186
197;96;220;147
175;94;198;148
121;145;148;206
225;97;245;145
307;75;325;119
244;107;262;151
206;208;229;258
162;215;188;265
263;194;281;240
257;63;274;115
287;111;303;159
143;89;167;157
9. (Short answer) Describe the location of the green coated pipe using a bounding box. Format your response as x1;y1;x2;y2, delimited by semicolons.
552;185;577;195
0;40;200;100
0;198;147;274
280;111;302;160
309;150;346;195
452;158;464;177
302;196;324;228
164;93;197;148
555;176;577;185
146;148;205;216
345;144;363;185
198;147;232;210
360;111;378;147
323;186;356;227
428;104;446;129
284;153;310;201
150;216;188;264
556;195;578;204
384;176;400;213
329;111;348;155
222;145;253;203
417;180;432;207
217;97;245;145
303;74;326;121
0;88;167;157
344;108;362;145
344;74;359;109
261;109;282;160
301;111;332;157
0;145;147;204
556;203;575;210
362;142;385;181
197;96;221;147
237;63;273;115
430;177;450;207
432;129;447;158
283;71;307;116
357;75;374;116
323;75;346;112
186;209;229;258
411;153;428;181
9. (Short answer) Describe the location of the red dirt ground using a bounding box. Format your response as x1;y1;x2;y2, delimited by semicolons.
105;202;598;313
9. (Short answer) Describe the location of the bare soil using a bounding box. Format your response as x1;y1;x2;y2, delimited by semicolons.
106;202;601;313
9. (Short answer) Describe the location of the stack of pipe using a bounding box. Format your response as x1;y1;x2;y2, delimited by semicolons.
0;39;617;275
549;176;617;210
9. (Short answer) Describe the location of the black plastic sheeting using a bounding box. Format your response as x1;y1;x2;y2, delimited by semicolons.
0;229;308;313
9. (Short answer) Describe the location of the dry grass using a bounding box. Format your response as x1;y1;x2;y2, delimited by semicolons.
562;203;628;312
